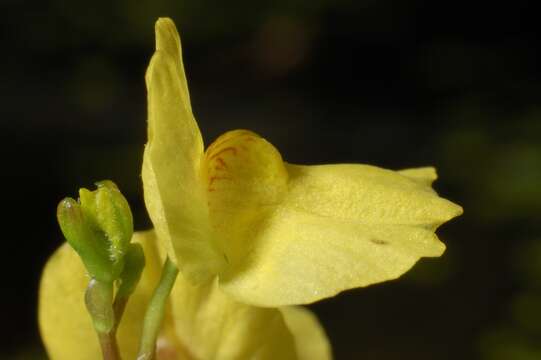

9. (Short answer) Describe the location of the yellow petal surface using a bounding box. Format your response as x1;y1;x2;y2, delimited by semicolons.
219;163;463;306
169;272;299;360
38;231;160;360
281;306;333;360
143;17;225;283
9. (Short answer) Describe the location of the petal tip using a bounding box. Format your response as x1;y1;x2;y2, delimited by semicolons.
155;17;176;38
442;201;464;222
154;17;181;55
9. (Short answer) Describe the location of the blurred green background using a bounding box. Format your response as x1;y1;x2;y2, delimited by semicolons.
2;0;540;359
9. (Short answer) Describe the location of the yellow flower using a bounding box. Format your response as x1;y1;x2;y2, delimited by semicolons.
39;231;332;360
143;17;463;307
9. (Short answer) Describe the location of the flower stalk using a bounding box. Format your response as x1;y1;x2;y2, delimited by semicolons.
137;258;179;360
97;332;121;360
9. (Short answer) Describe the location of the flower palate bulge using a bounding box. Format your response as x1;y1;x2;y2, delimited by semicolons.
143;18;463;307
202;130;289;268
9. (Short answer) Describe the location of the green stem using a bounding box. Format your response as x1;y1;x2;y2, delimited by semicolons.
137;257;178;360
98;331;121;360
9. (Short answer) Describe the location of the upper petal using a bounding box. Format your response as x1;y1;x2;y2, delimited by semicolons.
143;18;225;283
219;163;463;306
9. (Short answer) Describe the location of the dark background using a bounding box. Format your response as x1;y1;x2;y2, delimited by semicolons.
2;1;541;359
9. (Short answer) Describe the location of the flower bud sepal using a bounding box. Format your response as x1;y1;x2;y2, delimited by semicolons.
56;180;134;283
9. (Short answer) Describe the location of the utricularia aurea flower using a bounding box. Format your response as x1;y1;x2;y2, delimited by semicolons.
39;17;462;360
142;18;463;306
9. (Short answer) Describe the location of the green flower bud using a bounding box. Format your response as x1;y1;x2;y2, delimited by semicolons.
79;181;134;263
57;181;134;283
57;198;113;282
